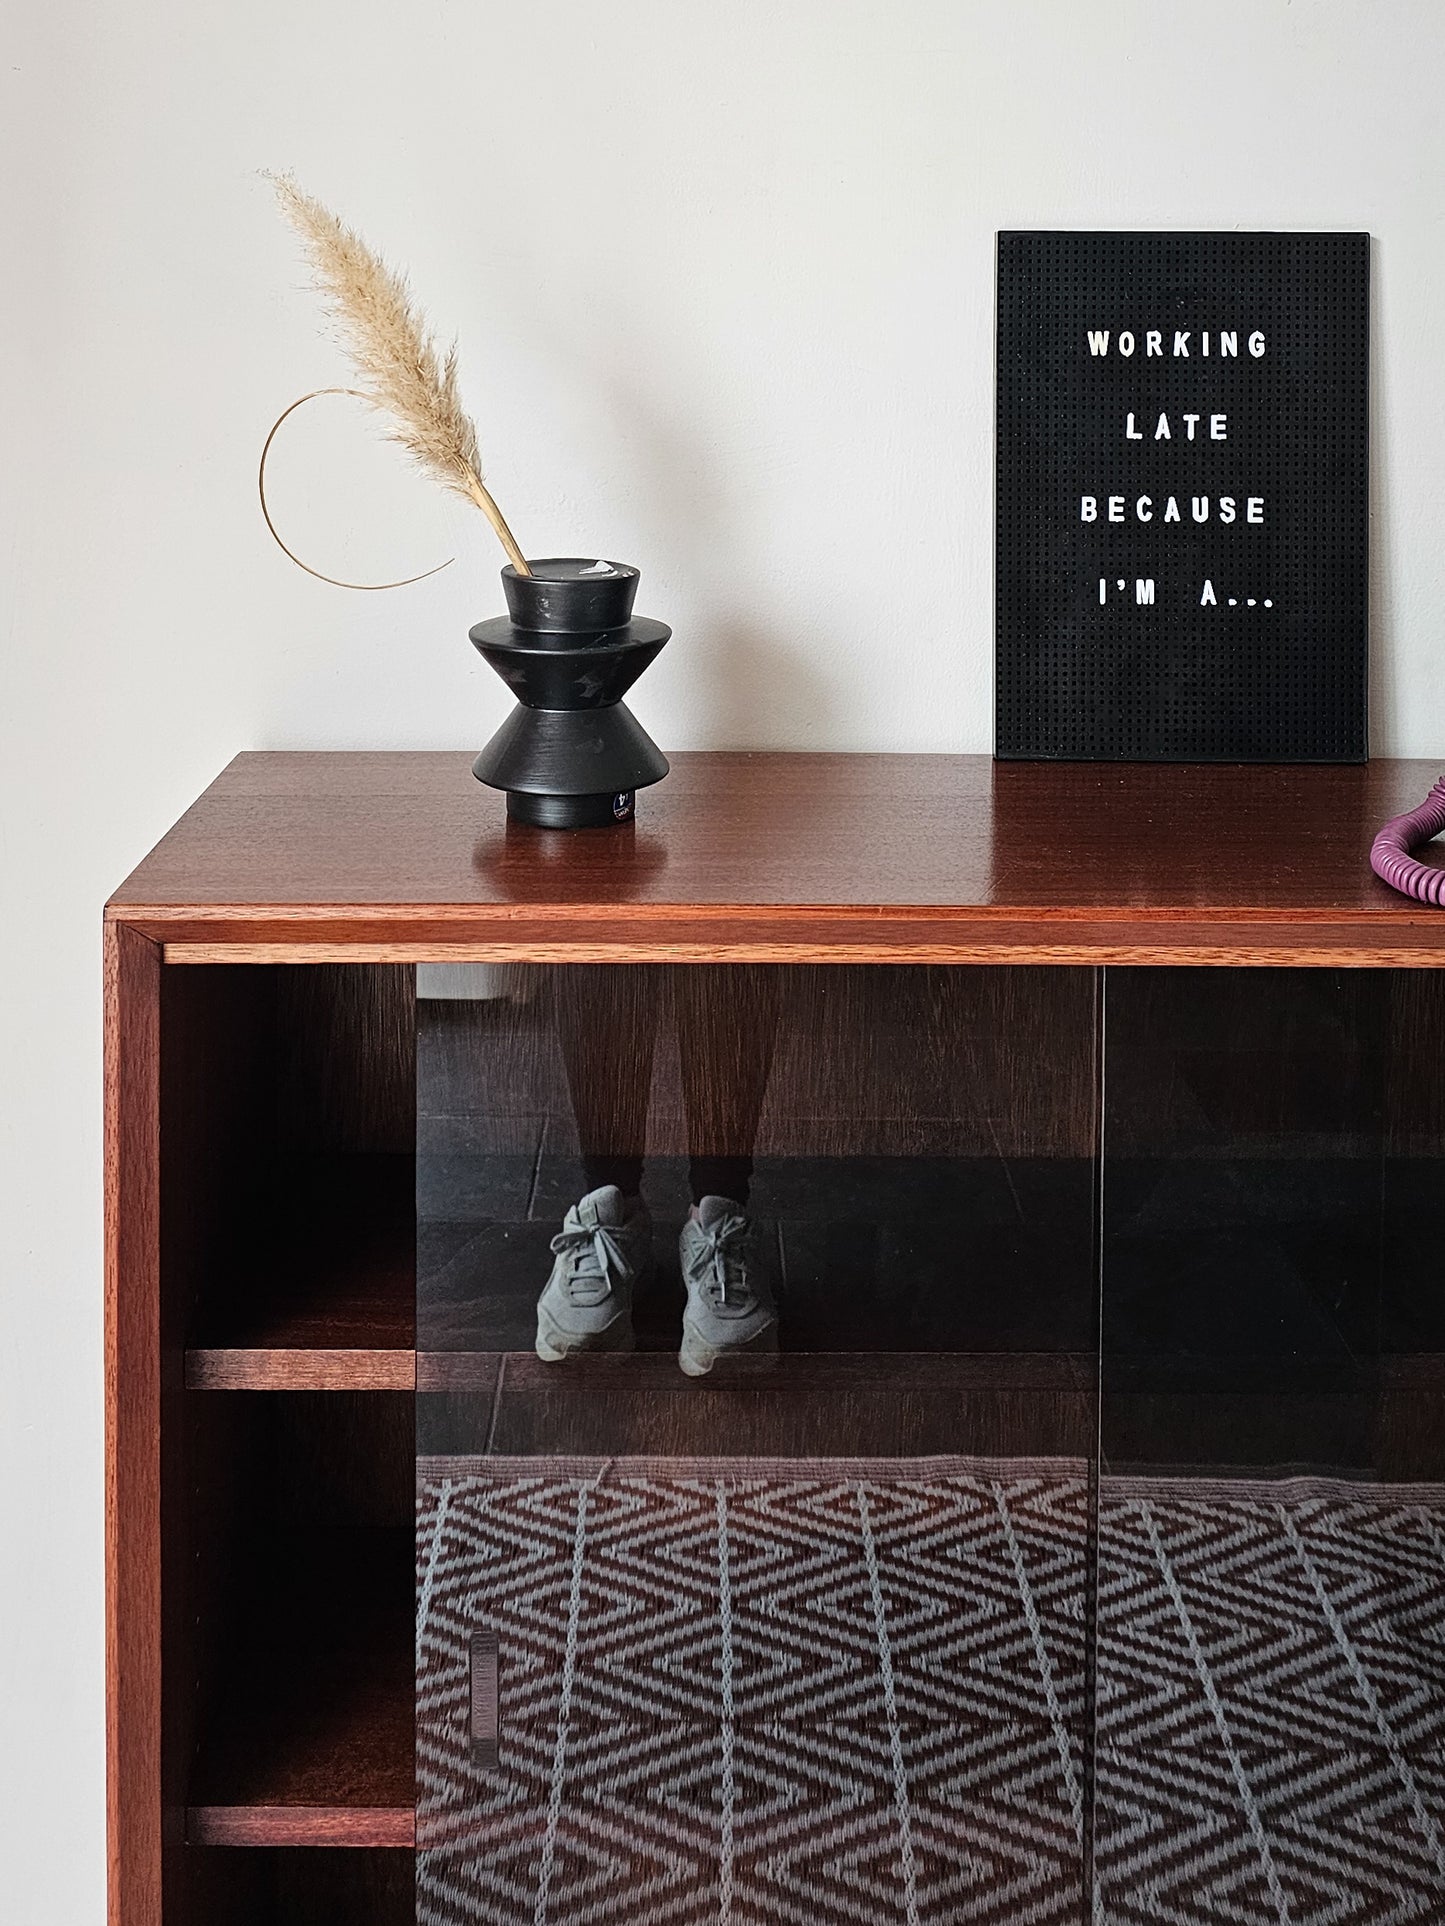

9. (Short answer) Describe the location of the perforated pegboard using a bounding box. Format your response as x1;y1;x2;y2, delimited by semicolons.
995;232;1369;762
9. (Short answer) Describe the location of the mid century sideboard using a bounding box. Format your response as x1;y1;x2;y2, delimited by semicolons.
105;751;1445;1923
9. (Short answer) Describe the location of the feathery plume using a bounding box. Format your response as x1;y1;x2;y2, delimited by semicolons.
268;174;530;575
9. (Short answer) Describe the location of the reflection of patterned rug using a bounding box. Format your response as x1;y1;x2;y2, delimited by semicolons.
1094;1478;1445;1925
417;1462;1445;1925
416;1457;1089;1926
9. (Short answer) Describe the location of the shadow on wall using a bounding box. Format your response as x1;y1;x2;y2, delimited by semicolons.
499;289;836;749
590;360;835;747
1367;236;1394;757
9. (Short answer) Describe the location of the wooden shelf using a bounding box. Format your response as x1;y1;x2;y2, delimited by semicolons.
189;1802;414;1850
186;1155;414;1391
186;1348;415;1393
187;1531;414;1850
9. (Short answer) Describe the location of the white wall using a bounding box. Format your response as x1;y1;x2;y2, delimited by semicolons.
4;0;1445;1914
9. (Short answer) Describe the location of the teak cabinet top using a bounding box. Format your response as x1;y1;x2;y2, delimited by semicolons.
107;750;1445;966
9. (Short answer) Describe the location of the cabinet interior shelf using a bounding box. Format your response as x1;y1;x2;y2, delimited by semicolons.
185;1154;415;1390
186;1527;415;1850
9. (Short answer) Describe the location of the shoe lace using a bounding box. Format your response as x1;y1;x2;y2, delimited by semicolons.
550;1222;630;1306
700;1212;753;1310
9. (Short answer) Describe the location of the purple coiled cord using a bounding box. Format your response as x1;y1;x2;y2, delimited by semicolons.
1370;775;1445;905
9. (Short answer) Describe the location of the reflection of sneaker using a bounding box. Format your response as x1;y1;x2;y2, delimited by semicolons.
535;1186;651;1363
678;1197;778;1377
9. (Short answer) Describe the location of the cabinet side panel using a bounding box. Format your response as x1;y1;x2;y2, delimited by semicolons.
105;921;163;1926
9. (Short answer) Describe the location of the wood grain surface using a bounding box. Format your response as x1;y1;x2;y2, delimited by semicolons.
106;752;1445;964
187;1805;415;1849
184;1349;417;1391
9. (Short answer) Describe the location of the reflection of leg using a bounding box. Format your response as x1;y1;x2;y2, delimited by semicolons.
674;965;781;1207
675;966;781;1375
554;965;660;1199
538;966;658;1366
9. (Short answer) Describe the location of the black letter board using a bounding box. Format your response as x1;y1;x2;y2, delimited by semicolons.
995;231;1368;762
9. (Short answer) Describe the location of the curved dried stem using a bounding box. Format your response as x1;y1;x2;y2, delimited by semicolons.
268;173;530;575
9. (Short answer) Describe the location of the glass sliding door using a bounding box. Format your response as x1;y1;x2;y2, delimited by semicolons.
1094;967;1445;1923
414;963;1100;1924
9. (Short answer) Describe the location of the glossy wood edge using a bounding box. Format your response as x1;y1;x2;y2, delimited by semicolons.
106;901;1445;968
109;898;1445;928
186;1805;415;1849
105;920;164;1924
162;939;1445;966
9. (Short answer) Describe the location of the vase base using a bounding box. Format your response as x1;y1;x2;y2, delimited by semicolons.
505;790;637;829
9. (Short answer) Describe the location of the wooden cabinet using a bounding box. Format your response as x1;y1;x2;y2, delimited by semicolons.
105;752;1445;1923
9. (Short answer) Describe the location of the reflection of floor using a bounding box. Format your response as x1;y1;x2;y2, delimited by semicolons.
416;1464;1445;1924
416;1352;1095;1460
1095;1476;1445;1924
416;1457;1088;1926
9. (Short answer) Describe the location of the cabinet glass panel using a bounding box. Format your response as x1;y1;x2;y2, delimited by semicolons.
415;963;1098;1924
1094;967;1445;1923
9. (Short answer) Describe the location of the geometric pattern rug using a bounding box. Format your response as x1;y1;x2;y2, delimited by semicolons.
416;1457;1090;1925
416;1460;1445;1925
1094;1476;1445;1926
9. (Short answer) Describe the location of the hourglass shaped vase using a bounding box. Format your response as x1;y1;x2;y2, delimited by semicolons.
470;559;671;829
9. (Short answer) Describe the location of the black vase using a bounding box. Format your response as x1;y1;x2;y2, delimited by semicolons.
470;559;671;828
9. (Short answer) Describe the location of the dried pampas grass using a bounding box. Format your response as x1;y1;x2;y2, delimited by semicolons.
268;174;530;576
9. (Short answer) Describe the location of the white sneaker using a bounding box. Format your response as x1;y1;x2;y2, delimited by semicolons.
535;1186;651;1362
678;1197;778;1377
